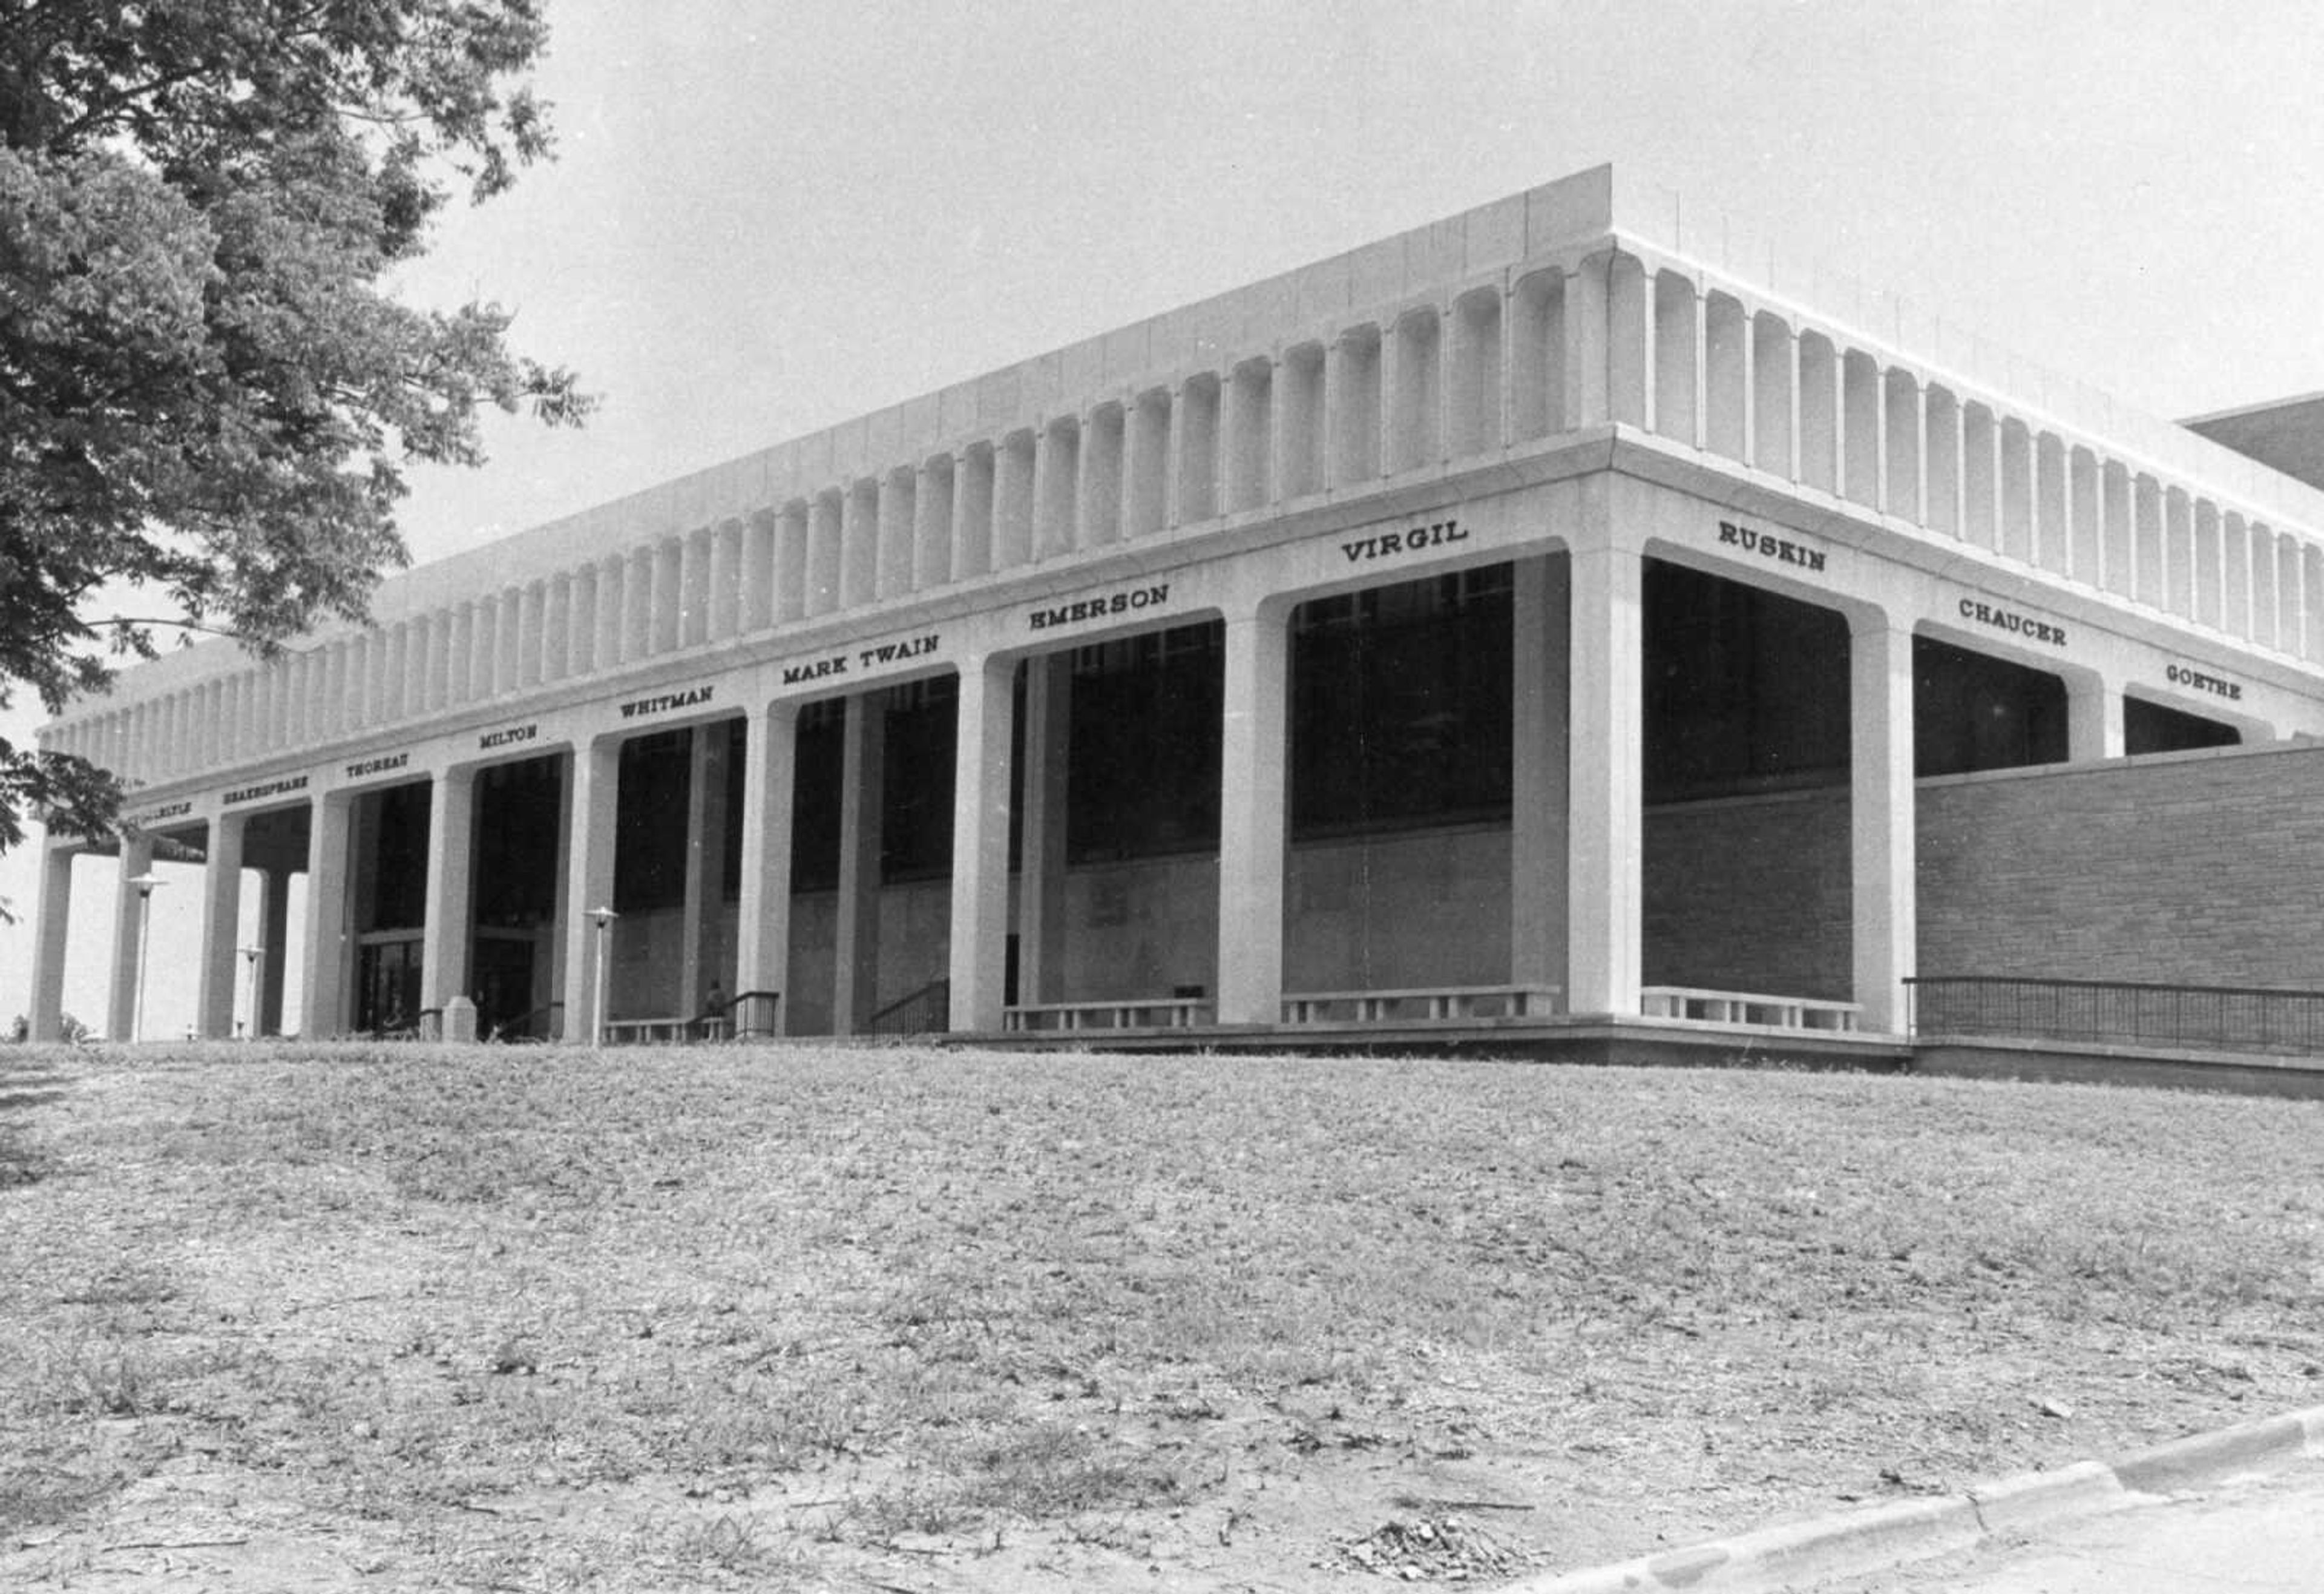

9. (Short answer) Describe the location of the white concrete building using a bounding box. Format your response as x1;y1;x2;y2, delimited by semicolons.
28;165;2324;1053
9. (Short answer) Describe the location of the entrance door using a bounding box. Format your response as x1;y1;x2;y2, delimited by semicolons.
355;937;423;1035
472;934;540;1039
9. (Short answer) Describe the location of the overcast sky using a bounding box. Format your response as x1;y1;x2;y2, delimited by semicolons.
11;0;2324;1029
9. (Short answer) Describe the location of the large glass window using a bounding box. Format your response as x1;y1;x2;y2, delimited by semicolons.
1067;622;1224;862
1644;560;1850;802
1913;637;2067;776
2124;696;2237;756
882;678;957;882
790;700;846;893
614;729;691;911
474;756;563;928
1290;567;1513;838
361;782;431;932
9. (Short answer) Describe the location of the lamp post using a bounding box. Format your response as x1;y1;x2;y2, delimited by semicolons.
238;945;264;1039
126;873;164;1042
590;906;618;1046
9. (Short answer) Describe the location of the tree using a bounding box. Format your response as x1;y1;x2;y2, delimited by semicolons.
0;0;592;853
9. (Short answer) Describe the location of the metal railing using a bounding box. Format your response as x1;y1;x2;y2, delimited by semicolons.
1006;995;1213;1032
867;980;948;1036
1640;986;1859;1032
726;990;782;1039
484;1001;563;1042
1906;975;2324;1056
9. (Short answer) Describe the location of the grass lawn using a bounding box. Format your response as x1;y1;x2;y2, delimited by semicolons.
3;1041;2322;1592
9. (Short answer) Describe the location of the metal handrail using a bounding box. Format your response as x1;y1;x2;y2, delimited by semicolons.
724;990;782;1039
1905;975;2324;1056
490;1001;565;1042
867;979;950;1036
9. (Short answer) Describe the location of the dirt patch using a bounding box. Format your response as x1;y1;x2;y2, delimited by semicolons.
3;1041;2322;1591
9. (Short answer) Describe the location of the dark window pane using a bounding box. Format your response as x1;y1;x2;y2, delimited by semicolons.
1291;567;1512;837
789;700;846;892
1066;622;1225;863
364;782;431;931
474;756;563;927
1912;636;2068;776
1644;559;1850;802
882;677;957;883
614;730;692;911
2124;696;2239;756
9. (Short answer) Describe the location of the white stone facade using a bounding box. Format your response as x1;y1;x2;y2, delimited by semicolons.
29;164;2324;1044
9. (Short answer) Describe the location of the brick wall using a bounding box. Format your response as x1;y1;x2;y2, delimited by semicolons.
1916;743;2324;989
764;741;2324;1031
1643;788;1853;1000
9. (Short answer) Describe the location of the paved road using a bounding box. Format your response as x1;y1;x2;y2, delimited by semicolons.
1817;1458;2324;1593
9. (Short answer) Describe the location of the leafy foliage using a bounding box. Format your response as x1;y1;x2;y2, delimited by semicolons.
0;0;593;848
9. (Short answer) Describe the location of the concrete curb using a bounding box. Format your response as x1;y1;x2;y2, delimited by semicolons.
1497;1405;2324;1593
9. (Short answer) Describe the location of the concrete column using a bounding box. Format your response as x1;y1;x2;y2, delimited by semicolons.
1753;318;1799;481
381;623;407;721
1124;394;1168;537
734;702;798;1034
622;546;653;662
1870;362;1891;513
290;651;313;742
709;519;742;639
841;482;879;609
257;865;291;1037
1689;291;1710;451
548;751;574;1021
878;470;917;596
1850;614;1916;1035
1216;604;1290;1025
156;694;178;779
1017;653;1073;1005
444;604;472;706
500;587;527;688
911;461;953;590
776;502;813;616
125;700;147;779
196;812;247;1039
654;536;686;651
741;512;778;634
832;693;885;1033
1080;404;1125;543
1607;253;1653;430
410;613;439;710
1565;542;1644;1018
676;527;708;648
947;655;1016;1033
678;725;732;1017
300;794;354;1037
106;835;156;1041
806;492;844;611
560;738;622;1041
28;840;77;1041
950;450;991;578
595;555;626;668
1909;381;1931;525
420;768;477;1016
994;436;1036;568
2068;677;2125;762
542;574;571;682
1380;312;1419;472
1032;422;1074;559
253;670;277;756
1510;555;1571;996
1564;255;1610;428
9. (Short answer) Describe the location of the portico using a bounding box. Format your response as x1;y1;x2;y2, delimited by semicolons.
28;165;2324;1049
